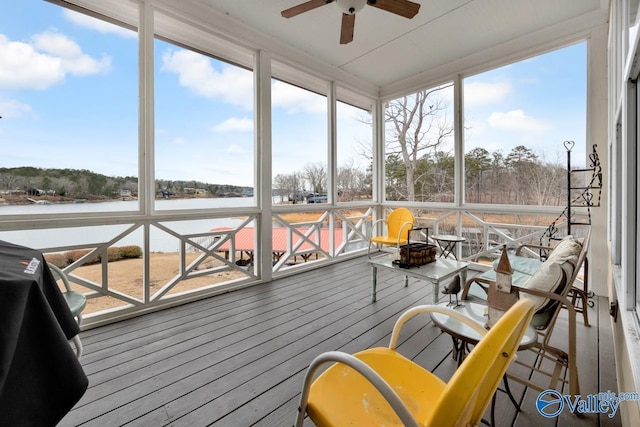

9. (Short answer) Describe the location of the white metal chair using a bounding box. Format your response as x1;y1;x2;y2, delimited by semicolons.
48;263;86;358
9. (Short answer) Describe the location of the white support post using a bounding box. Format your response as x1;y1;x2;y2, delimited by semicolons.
140;0;154;217
373;99;385;222
328;82;337;205
453;74;464;208
257;50;273;283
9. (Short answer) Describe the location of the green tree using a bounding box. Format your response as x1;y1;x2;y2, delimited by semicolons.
430;151;455;200
465;147;491;202
506;145;539;204
384;154;406;200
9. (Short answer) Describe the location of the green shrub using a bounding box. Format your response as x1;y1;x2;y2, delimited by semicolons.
47;245;142;267
66;249;99;265
118;245;143;259
44;252;68;268
106;246;123;262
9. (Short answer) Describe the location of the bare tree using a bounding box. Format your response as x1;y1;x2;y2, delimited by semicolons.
337;159;369;201
304;162;327;195
273;173;291;202
273;172;306;203
523;153;566;206
0;173;20;191
385;83;454;201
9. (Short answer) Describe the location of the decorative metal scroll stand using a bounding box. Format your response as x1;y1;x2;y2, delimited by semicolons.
539;141;602;323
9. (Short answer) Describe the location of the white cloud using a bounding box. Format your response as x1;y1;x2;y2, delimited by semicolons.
0;98;32;118
172;137;187;145
464;81;512;106
0;32;111;90
63;10;136;38
160;48;327;115
161;49;254;109
488;109;551;132
213;117;253;132
32;32;111;76
272;80;326;114
32;32;82;57
225;143;247;154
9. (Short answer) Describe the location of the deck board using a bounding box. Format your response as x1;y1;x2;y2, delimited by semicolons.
59;256;613;427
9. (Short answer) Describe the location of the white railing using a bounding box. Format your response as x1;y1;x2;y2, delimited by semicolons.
0;203;581;328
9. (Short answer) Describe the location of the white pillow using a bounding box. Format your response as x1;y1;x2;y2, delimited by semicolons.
547;236;582;267
521;261;565;311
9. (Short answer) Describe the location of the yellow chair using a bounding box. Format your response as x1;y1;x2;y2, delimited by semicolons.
367;207;415;258
295;298;536;427
48;263;87;358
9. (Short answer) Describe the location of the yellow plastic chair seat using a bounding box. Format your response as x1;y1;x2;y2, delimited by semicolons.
307;347;445;427
367;207;415;258
370;235;409;247
296;300;537;427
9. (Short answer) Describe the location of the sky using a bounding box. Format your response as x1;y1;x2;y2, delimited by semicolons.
0;0;587;189
463;43;587;166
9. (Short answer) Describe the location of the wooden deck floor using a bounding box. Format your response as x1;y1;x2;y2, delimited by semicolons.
60;256;620;427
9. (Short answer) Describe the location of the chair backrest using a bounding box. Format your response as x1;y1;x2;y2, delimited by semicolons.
48;262;73;292
386;208;414;240
425;298;536;426
567;226;591;287
524;226;591;332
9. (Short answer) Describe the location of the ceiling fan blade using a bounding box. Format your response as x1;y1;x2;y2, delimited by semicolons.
369;0;420;19
281;0;333;18
340;13;356;44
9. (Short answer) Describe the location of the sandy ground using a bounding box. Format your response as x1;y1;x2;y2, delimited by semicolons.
68;212;349;314
70;252;246;314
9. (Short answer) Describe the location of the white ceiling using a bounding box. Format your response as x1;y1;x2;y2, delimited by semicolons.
199;0;608;94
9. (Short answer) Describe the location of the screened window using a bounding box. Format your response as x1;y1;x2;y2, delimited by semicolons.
271;79;328;205
463;43;587;206
336;101;372;202
384;82;455;202
0;0;138;213
154;31;254;210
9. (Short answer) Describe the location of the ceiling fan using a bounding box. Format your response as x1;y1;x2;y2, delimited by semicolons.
281;0;421;44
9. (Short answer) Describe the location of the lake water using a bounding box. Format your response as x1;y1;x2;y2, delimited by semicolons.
0;197;274;252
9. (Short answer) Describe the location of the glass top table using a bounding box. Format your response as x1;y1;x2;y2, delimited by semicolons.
367;254;468;304
430;301;538;364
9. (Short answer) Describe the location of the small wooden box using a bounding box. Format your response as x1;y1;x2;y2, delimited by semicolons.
399;243;437;266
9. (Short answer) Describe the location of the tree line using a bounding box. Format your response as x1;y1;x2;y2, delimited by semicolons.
0;167;247;199
272;144;567;206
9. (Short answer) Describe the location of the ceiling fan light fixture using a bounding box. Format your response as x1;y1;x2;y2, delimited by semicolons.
336;0;366;15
